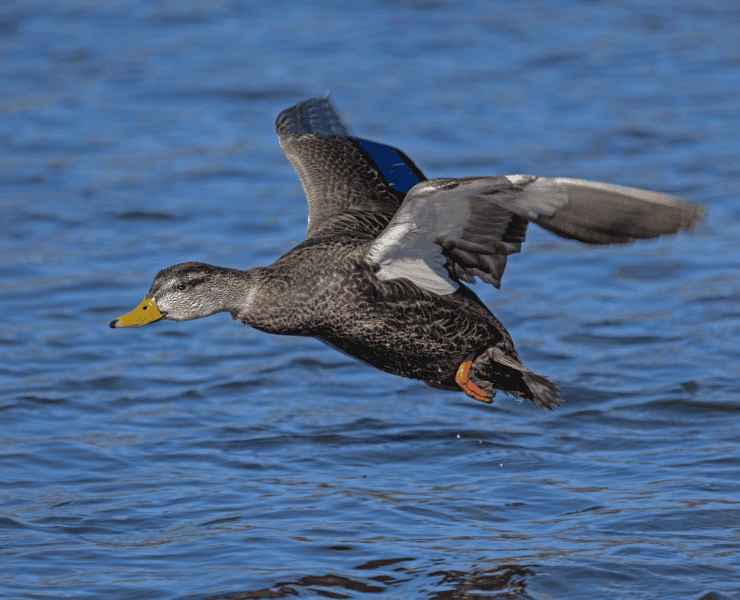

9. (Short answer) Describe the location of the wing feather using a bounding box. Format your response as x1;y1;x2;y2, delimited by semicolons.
366;175;704;294
276;96;426;238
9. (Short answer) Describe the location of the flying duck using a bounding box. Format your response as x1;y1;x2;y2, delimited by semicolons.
110;96;704;409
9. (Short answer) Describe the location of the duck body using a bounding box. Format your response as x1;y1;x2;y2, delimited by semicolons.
235;212;533;401
111;96;703;410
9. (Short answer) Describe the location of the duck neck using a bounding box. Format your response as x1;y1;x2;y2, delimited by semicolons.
230;266;310;336
223;267;263;318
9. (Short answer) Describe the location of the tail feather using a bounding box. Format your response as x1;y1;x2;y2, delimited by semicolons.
471;346;563;410
518;370;562;411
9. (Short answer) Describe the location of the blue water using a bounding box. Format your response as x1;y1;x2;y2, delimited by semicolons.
2;1;739;598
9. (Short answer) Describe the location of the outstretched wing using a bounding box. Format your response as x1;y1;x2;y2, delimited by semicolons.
366;175;704;295
276;96;427;238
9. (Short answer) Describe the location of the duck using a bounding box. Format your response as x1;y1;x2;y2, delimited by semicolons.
110;96;704;409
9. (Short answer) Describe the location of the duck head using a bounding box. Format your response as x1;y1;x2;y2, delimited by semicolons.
109;262;243;328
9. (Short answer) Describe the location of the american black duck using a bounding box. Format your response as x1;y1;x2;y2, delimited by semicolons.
110;96;704;409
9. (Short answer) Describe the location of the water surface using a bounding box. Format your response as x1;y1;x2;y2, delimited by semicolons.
2;1;739;598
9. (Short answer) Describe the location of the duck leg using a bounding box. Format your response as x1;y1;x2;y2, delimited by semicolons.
457;347;562;410
455;354;496;403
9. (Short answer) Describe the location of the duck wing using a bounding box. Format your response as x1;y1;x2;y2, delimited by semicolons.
276;96;427;238
365;175;704;295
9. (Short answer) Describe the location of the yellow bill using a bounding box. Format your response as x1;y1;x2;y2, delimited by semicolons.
109;297;164;328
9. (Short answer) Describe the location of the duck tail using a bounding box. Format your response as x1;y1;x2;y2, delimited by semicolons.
470;346;563;410
519;370;562;411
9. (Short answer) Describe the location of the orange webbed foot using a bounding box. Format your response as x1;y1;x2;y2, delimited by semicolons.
455;357;495;403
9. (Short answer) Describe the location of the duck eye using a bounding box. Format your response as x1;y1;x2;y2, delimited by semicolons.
177;282;187;291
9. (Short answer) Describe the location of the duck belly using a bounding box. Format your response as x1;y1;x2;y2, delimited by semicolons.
314;293;504;388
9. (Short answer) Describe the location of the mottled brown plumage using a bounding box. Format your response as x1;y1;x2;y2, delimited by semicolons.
111;96;704;410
